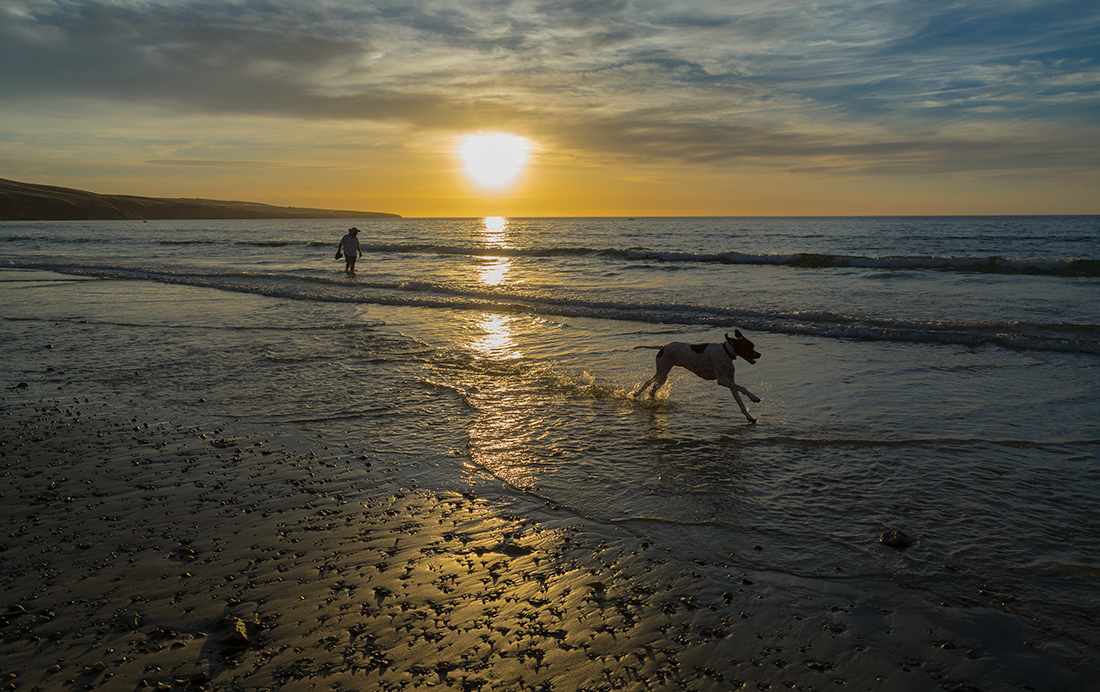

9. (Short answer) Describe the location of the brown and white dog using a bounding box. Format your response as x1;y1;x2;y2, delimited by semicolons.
635;330;762;423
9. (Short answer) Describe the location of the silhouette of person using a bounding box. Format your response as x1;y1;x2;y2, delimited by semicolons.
337;227;363;272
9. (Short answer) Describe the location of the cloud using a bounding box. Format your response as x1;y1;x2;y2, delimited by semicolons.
1;0;1097;179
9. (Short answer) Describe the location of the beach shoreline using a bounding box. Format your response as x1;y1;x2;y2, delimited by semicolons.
3;397;1097;691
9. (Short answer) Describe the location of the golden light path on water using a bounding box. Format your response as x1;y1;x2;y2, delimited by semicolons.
464;216;542;490
470;216;519;359
476;216;511;289
471;313;517;360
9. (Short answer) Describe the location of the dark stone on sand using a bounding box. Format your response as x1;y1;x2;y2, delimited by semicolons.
880;530;914;550
498;542;533;556
215;617;251;649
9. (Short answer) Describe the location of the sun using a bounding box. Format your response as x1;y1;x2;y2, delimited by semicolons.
458;133;530;189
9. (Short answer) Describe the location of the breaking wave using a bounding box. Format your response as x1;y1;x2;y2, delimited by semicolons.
312;242;1100;277
4;232;1096;276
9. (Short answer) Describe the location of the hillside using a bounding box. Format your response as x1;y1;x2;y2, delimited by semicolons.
0;178;400;220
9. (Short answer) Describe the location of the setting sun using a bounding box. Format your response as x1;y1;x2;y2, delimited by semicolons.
458;133;530;190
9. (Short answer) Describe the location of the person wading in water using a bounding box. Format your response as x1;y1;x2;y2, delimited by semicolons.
336;227;363;272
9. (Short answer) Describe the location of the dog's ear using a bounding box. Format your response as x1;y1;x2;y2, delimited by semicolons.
734;329;744;339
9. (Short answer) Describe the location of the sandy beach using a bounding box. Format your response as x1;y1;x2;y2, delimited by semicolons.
3;0;1100;679
3;395;1097;692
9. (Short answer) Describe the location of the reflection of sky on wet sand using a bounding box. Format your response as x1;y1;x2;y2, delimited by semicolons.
465;394;542;490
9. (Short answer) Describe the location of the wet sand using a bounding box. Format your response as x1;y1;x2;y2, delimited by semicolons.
2;398;1098;691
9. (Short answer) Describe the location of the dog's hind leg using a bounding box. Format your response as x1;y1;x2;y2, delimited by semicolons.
648;376;668;398
636;347;673;398
635;374;666;398
634;376;657;397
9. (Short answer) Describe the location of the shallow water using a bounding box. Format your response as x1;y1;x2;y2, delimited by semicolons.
2;215;1098;648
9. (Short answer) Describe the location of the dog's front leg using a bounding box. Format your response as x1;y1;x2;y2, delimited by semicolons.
731;390;757;424
718;375;760;404
719;377;759;423
739;385;761;404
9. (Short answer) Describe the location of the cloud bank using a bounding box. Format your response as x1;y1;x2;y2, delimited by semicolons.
2;0;1098;187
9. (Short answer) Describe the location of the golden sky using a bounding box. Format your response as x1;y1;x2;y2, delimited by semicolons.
2;1;1099;217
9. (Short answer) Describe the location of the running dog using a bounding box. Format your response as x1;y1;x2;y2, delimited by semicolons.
635;330;762;423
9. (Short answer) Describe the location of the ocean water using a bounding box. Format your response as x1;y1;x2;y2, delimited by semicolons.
2;216;1099;649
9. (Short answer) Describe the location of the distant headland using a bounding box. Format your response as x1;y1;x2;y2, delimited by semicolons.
0;178;401;220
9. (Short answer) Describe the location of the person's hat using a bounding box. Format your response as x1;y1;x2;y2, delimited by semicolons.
349;227;360;232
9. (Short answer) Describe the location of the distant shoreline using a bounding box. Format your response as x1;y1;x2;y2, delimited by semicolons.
0;177;400;221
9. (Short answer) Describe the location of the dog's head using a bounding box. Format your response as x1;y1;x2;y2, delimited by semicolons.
725;330;760;364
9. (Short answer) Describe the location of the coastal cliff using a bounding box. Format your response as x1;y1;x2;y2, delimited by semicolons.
0;178;400;220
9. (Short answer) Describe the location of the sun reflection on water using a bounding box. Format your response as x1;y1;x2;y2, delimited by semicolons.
464;215;540;486
471;313;521;360
463;309;535;487
477;217;512;287
482;216;508;245
479;259;509;286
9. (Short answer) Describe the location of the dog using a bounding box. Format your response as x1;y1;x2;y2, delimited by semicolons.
635;330;762;423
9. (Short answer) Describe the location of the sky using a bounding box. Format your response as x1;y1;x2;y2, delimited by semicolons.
2;0;1099;217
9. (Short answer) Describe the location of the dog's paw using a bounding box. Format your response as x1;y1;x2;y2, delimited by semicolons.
749;395;761;403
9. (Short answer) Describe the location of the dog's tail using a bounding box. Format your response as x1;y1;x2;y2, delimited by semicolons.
633;345;663;350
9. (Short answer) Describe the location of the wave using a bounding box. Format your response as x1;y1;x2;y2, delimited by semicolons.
747;435;1100;451
328;242;1100;277
160;239;231;245
155;239;1100;276
4;233;1097;276
5;260;1098;355
623;248;1100;276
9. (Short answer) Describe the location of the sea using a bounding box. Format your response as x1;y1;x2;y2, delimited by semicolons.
2;216;1099;650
